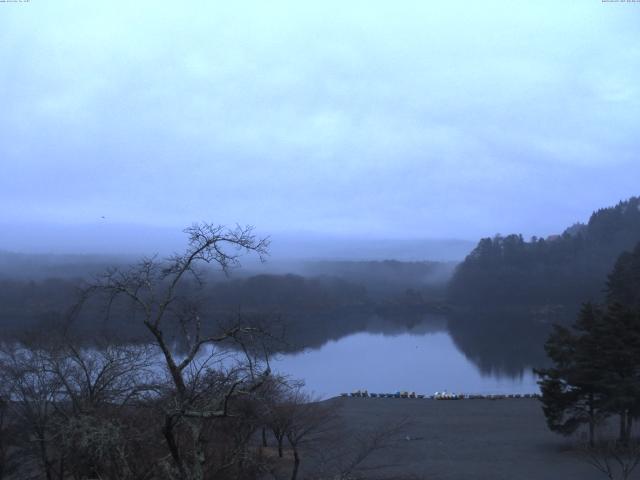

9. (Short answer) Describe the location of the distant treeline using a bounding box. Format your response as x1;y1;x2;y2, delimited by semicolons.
0;260;452;343
448;196;640;308
210;274;367;310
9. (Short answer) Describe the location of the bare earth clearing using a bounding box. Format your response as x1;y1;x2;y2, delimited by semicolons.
323;397;618;480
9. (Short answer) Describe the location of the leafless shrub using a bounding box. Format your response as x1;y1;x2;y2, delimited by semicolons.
579;440;640;480
310;416;411;480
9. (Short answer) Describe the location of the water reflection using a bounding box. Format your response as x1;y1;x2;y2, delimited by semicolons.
273;330;539;398
274;310;552;398
447;310;554;377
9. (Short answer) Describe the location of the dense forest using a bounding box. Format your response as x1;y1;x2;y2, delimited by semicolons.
448;197;640;308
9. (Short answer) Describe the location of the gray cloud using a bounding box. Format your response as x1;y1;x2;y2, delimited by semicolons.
1;0;639;251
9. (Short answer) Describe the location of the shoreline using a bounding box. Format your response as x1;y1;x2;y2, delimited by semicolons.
342;390;541;399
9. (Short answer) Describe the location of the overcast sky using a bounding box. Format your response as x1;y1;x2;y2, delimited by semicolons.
1;1;639;253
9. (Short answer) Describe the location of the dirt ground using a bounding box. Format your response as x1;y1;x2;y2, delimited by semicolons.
324;397;624;480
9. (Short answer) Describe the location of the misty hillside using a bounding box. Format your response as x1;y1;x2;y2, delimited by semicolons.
0;251;135;280
448;196;640;307
301;260;456;296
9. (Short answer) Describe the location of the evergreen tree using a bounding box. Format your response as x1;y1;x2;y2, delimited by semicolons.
538;243;640;444
449;196;640;307
606;242;640;310
602;243;640;443
536;304;606;446
596;304;640;444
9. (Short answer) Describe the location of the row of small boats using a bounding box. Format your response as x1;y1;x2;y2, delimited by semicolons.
342;390;541;400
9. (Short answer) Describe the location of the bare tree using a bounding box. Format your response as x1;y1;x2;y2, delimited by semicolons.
277;389;337;480
0;342;64;480
47;338;160;480
46;339;158;413
579;440;640;480
262;378;300;459
0;394;6;480
0;381;19;480
254;380;341;480
82;223;272;480
0;330;163;480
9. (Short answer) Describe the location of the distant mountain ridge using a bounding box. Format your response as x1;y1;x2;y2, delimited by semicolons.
448;196;640;308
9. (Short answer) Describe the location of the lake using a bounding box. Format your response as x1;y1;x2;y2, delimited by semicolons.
271;313;545;398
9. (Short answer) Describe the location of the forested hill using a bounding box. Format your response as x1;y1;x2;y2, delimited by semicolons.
448;196;640;307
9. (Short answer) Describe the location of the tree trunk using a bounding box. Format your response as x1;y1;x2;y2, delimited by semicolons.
277;436;284;458
290;447;300;480
191;421;206;480
37;433;53;480
162;416;188;480
262;427;268;447
57;456;65;480
588;395;595;447
619;411;628;445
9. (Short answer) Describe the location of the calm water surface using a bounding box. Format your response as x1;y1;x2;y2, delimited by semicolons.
272;327;540;399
